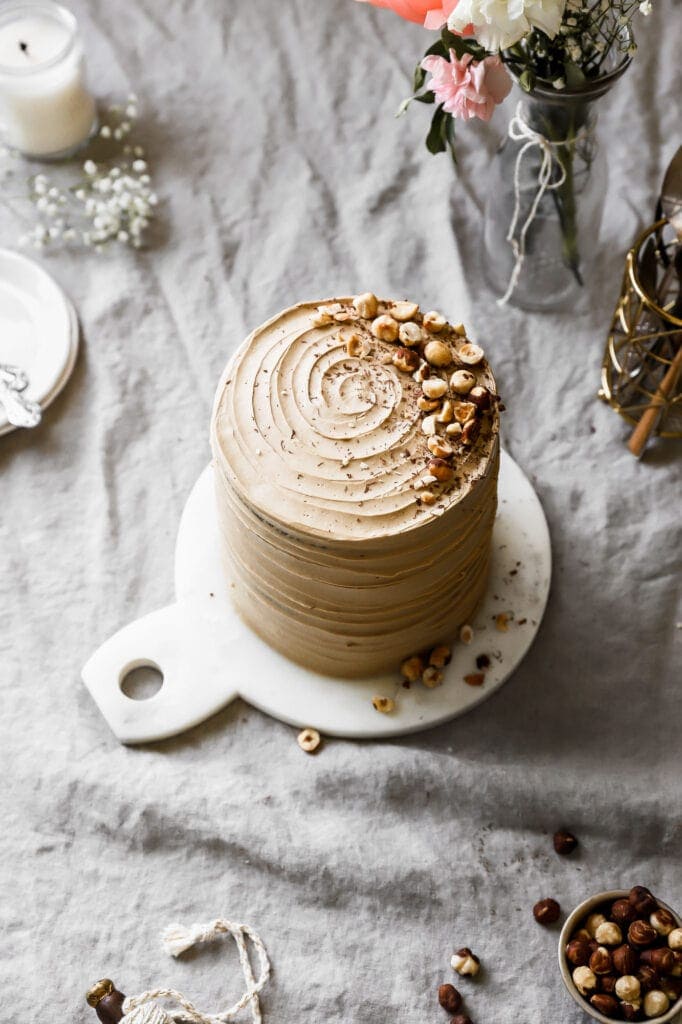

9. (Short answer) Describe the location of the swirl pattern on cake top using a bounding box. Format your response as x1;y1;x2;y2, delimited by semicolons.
210;296;501;677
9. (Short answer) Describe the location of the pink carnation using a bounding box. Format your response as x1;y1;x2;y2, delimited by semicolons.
354;0;459;30
421;50;512;122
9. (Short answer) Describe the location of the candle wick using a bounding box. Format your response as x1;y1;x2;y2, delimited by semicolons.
19;40;29;55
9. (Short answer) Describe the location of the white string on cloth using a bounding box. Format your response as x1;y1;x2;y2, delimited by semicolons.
121;919;271;1024
497;101;584;307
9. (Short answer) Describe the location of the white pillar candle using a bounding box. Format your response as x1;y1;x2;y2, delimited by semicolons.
0;1;96;158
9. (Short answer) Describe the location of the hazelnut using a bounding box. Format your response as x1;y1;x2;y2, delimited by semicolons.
451;948;480;977
429;645;452;669
533;898;560;925
600;976;618;994
372;314;399;342
661;976;682;1002
427;436;454;459
399;321;423;346
573;928;595;944
613;899;639;927
392;346;419;372
459;624;473;644
452;322;467;336
450;369;476;394
422;378;448;399
423;310;447;333
553;829;578;855
629;921;658;948
391;300;419;322
643;990;669;1018
413;361;431;382
629;887;658;917
421;414;438;436
668;928;682;951
428;458;454;483
461;419;480;446
566;939;592;967
637;966;661;993
586;913;608;938
437;400;455;424
297;728;321;753
672;951;682;976
640;949;674;974
353;292;378;319
650;908;676;937
310;308;334;326
590;993;620;1017
468;385;491;411
464;673;485;687
450;1017;473;1024
457;342;485;366
422;666;444;688
424;340;453;367
420;490;438;506
590;947;614;975
573;966;598;995
344;331;369;358
400;655;425;683
445;422;463;437
437;984;462;1014
452;401;476;423
621;1002;643;1021
616;977;642;1003
613;945;639;975
595;922;623;947
418;396;441;412
371;696;395;714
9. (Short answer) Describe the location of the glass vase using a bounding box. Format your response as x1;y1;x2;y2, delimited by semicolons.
483;62;630;312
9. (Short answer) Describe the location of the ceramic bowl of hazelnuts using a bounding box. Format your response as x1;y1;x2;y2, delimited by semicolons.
559;886;682;1023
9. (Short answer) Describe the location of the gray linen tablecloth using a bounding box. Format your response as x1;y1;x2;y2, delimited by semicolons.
1;1;680;1021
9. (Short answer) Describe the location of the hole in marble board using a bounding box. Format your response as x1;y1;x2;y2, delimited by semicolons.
120;662;164;701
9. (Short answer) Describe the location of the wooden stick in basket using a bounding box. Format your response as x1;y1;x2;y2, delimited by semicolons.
628;344;682;457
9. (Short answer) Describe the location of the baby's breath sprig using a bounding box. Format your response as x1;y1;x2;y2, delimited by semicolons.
18;95;159;253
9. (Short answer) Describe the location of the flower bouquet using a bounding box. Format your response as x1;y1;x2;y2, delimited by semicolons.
356;0;650;309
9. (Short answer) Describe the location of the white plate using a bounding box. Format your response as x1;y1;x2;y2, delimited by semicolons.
83;451;552;744
0;248;79;436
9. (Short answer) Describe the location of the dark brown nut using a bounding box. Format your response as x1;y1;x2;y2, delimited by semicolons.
590;993;620;1017
392;346;419;373
612;899;638;927
449;1017;473;1024
553;830;578;855
534;898;560;925
640;948;675;974
438;984;462;1014
629;920;658;948
629;887;658;917
621;1001;643;1021
613;944;639;975
566;939;592;967
672;950;682;976
650;907;677;937
600;975;617;994
468;385;491;411
661;976;682;1002
573;928;595;944
590;948;614;975
637;965;661;992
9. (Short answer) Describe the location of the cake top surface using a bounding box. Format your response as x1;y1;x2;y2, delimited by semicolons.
211;295;500;541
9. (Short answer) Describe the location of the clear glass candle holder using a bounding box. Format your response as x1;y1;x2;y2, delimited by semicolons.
0;0;96;159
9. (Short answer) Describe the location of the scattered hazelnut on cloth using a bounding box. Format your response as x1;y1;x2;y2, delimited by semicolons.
534;898;561;925
451;948;480;977
296;728;321;754
553;829;578;855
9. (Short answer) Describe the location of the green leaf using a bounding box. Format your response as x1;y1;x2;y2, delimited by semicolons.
426;104;448;155
413;63;426;93
422;37;448;60
396;90;435;118
518;68;536;92
564;61;586;88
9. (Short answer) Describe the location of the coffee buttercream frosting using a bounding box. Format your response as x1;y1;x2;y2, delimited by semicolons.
210;295;500;677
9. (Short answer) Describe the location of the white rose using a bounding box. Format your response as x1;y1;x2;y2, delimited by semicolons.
448;0;566;50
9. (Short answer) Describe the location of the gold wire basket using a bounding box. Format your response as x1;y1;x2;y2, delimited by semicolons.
600;219;682;453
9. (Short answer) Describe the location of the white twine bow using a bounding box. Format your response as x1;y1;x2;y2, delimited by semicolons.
121;918;271;1024
497;101;573;307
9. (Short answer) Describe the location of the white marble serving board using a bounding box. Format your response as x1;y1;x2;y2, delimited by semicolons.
83;450;551;743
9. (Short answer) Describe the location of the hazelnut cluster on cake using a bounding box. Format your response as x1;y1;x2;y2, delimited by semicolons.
210;294;501;678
